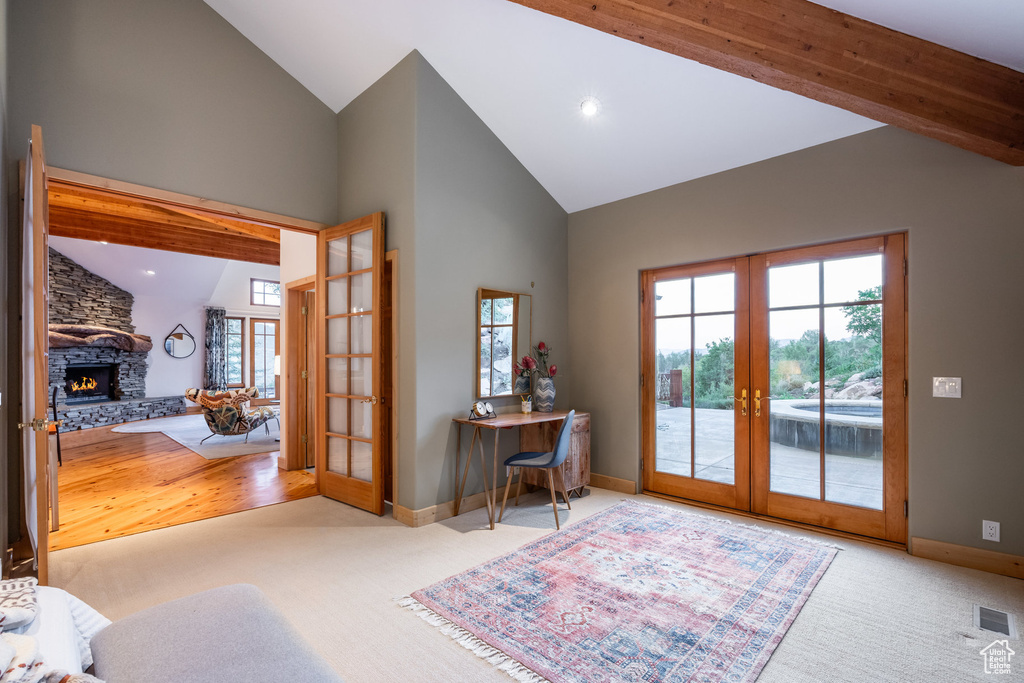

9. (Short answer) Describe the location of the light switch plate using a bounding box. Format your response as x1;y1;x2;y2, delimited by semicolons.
933;377;962;398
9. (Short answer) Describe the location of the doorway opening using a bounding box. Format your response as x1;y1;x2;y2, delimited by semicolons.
42;167;324;550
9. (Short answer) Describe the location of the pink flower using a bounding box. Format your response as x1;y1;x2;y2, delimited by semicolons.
537;341;547;353
549;364;557;378
522;355;537;370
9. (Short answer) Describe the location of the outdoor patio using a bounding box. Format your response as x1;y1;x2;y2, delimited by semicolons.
655;405;883;509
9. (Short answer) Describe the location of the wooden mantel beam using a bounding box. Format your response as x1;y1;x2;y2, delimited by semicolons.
509;0;1024;165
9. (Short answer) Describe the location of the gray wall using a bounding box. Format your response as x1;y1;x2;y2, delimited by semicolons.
567;126;1024;555
8;0;338;224
337;54;419;510
337;52;569;510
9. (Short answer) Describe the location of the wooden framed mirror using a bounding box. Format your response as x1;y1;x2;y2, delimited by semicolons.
477;288;531;399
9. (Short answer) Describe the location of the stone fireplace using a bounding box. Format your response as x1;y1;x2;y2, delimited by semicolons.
49;248;185;430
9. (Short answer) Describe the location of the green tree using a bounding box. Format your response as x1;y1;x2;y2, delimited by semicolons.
843;286;882;345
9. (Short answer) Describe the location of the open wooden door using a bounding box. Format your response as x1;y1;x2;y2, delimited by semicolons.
19;125;53;582
316;213;385;515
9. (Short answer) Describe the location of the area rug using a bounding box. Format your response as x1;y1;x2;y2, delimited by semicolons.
400;500;838;682
110;413;280;460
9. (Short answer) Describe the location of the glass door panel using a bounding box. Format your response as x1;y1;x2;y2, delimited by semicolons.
768;307;821;499
654;316;692;477
693;313;735;485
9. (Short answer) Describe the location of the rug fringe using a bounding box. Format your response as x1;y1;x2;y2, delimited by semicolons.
623;499;844;550
395;596;549;683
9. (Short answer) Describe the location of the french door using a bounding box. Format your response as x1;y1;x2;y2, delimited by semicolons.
642;235;907;543
316;213;386;515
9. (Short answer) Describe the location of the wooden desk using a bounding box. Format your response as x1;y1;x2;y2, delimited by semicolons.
452;411;587;529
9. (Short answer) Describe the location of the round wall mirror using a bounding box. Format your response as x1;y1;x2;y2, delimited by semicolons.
164;324;197;359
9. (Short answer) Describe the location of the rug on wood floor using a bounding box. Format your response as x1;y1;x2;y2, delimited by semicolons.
110;413;280;459
400;500;838;683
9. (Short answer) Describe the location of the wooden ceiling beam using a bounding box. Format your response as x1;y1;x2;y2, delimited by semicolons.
509;0;1024;165
49;206;280;266
49;186;281;243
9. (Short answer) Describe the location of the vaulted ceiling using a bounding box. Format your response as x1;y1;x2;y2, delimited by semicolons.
202;0;1023;214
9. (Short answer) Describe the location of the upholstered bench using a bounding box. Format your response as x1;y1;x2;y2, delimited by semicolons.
90;584;342;682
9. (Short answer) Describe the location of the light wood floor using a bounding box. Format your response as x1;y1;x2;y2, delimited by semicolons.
50;424;317;550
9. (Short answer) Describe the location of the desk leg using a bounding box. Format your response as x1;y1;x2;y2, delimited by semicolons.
490;429;500;530
477;428;494;528
455;426;477;517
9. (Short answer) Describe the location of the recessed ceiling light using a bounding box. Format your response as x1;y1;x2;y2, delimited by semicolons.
580;97;601;117
99;241;108;245
145;270;156;275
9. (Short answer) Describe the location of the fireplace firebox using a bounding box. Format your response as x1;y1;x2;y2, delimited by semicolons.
64;364;117;404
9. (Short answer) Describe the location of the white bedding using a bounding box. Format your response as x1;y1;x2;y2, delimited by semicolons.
8;587;111;674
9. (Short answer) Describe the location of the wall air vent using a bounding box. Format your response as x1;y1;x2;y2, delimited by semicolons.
974;605;1017;638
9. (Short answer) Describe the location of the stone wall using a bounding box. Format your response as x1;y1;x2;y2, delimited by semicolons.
49;347;148;404
59;396;186;432
49;248;135;332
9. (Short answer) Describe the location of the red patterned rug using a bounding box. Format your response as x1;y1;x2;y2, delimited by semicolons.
400;500;838;682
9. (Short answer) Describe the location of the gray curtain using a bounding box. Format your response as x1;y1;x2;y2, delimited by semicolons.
203;307;227;391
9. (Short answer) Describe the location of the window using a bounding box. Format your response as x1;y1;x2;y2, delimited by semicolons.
251;278;281;307
250;318;280;400
226;317;245;387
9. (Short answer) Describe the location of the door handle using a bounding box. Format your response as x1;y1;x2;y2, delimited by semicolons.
18;418;62;431
754;390;769;417
361;396;378;405
734;389;747;416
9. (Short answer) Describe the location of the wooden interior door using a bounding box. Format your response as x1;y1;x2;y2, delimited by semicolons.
642;257;751;511
20;125;52;582
750;235;907;542
316;213;385;515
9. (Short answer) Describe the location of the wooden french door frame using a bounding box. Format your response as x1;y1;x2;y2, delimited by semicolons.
315;213;386;515
19;125;52;583
750;234;907;543
641;256;751;511
642;234;908;544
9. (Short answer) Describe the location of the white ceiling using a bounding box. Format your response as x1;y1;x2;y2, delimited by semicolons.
203;0;1024;214
50;236;230;301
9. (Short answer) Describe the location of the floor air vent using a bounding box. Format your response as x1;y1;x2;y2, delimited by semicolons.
975;605;1017;638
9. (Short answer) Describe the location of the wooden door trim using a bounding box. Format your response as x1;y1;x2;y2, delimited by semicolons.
384;250;399;508
282;275;317;471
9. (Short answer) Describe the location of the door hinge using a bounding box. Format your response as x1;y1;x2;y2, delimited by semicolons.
301;370;308;380
904;500;908;518
904;379;908;397
301;434;307;445
641;289;645;304
640;373;644;388
903;258;908;277
301;306;308;315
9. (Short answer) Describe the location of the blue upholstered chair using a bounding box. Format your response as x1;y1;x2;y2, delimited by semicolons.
498;410;576;530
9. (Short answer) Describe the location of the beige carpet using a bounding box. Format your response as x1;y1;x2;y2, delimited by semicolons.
50;488;1022;682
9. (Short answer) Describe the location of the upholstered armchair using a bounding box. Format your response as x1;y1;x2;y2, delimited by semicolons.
184;387;276;443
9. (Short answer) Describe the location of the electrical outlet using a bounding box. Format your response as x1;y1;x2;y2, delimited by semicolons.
983;520;1000;542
